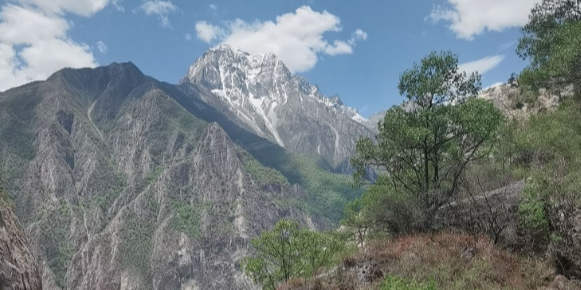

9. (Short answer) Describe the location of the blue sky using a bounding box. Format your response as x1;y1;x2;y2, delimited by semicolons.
0;0;539;117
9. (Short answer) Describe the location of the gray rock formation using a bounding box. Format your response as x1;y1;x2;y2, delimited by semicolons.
0;62;327;290
180;45;373;170
435;182;525;247
360;110;386;131
0;195;43;290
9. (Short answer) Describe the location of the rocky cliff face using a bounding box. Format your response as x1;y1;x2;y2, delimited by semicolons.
0;62;327;290
180;45;373;170
357;83;567;132
478;84;565;119
0;195;43;290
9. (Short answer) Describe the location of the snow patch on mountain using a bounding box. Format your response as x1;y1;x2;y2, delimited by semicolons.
180;44;373;167
351;113;367;123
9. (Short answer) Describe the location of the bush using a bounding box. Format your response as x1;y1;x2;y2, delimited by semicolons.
350;178;426;236
519;181;549;233
242;220;348;290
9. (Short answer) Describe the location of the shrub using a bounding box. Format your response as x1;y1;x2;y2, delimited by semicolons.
519;180;549;233
242;220;348;290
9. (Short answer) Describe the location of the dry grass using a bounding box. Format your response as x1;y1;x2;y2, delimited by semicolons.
279;231;554;290
366;231;549;290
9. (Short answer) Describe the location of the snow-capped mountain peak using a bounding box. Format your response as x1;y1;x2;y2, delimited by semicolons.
180;45;372;168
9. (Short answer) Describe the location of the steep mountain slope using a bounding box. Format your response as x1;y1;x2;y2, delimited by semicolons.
159;81;361;223
179;45;373;171
0;63;338;290
361;110;386;131
0;193;43;290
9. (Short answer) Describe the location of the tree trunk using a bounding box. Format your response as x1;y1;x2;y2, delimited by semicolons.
424;144;429;194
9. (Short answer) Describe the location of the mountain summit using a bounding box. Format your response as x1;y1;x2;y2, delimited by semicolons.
180;44;372;170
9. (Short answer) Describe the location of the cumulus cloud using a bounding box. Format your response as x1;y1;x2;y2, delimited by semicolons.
138;0;177;28
459;55;505;75
0;1;103;91
96;40;108;53
195;21;225;43
429;0;539;40
194;6;367;73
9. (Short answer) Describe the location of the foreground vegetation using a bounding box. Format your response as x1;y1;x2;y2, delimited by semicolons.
242;220;349;290
280;232;558;290
243;1;581;289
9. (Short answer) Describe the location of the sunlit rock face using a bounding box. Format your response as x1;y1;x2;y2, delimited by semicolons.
0;197;43;290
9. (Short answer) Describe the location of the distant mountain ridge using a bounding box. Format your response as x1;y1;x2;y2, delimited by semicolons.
180;44;373;170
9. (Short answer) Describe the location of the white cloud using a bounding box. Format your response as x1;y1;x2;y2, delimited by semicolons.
195;6;367;73
184;33;192;41
209;4;217;11
497;40;518;52
429;0;539;40
16;0;109;16
483;82;504;91
0;3;99;91
112;0;125;12
347;29;368;46
459;55;505;75
138;0;177;28
195;21;224;43
325;40;352;55
96;40;108;53
349;29;368;44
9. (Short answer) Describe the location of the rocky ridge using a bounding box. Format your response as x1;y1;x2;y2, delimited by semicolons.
180;45;373;170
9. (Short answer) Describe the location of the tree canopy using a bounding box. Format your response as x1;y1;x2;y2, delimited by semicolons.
242;220;346;290
351;51;504;230
517;0;581;93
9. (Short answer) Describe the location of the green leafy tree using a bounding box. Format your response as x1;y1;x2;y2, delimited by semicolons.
242;220;345;290
352;51;504;229
517;0;581;94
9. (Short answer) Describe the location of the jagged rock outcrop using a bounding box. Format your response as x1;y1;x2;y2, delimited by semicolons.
180;45;373;170
549;198;581;280
0;196;42;290
435;182;525;248
478;84;563;119
359;110;386;131
0;62;327;290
